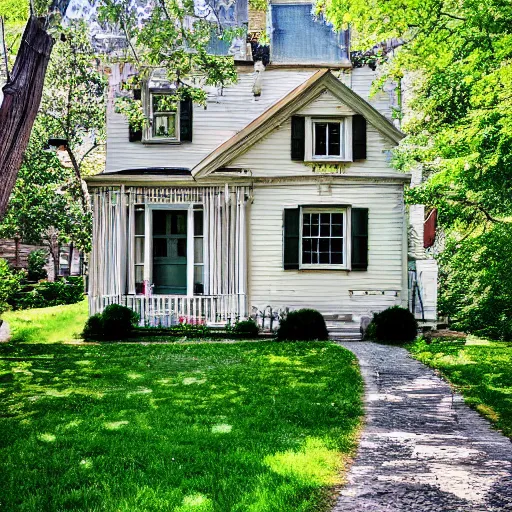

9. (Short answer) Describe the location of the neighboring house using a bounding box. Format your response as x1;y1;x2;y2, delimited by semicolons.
85;1;437;331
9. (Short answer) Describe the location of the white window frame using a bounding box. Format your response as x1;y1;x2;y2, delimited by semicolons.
299;206;351;270
304;116;353;162
142;88;180;144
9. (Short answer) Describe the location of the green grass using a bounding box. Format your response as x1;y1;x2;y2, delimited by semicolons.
0;339;363;511
3;300;88;343
408;336;512;437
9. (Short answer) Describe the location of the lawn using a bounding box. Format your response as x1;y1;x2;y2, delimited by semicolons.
0;323;363;511
3;300;88;343
408;336;512;437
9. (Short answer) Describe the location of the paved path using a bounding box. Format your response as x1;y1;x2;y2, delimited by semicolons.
334;342;512;512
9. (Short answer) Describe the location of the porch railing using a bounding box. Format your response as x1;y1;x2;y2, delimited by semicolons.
89;294;247;326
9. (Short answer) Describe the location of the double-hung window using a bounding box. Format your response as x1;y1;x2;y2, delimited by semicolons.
313;120;344;158
300;208;347;269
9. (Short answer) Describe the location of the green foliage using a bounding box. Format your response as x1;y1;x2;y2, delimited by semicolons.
82;313;104;341
231;319;260;338
12;278;85;310
0;21;103;254
0;259;25;315
367;306;418;344
27;250;48;281
324;0;512;337
408;337;512;437
277;309;329;341
0;340;362;509
98;0;238;111
82;304;139;341
437;224;512;340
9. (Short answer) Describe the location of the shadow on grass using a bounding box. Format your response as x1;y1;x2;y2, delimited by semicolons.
0;341;363;511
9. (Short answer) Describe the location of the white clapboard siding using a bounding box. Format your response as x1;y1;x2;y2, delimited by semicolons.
225;118;395;177
296;89;355;116
105;68;316;172
351;67;396;120
105;67;396;173
248;182;406;319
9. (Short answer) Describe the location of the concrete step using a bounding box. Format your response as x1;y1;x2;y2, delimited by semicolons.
325;318;362;341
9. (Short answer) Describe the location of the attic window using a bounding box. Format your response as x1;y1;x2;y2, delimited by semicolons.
313;120;344;159
149;93;179;141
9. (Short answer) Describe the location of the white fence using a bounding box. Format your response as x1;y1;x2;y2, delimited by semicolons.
89;294;247;326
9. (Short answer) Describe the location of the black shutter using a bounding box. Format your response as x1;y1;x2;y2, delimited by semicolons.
283;208;300;269
128;89;142;142
291;116;305;161
180;98;193;142
352;114;367;160
351;208;368;271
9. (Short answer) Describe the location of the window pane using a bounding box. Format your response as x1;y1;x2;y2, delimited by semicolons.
135;237;144;264
152;94;176;113
153;238;167;257
135;209;145;235
177;238;187;258
331;252;343;264
310;213;319;236
332;213;343;225
194;266;204;295
320;222;330;237
194;238;203;264
153;211;166;235
194;210;204;236
153;114;176;138
318;238;329;252
328;123;341;156
319;252;329;264
331;238;343;253
314;123;327;155
135;266;144;294
302;250;311;264
175;212;187;235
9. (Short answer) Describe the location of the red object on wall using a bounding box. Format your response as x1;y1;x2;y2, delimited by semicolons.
424;209;437;248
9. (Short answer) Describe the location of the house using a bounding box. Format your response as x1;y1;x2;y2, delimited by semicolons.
84;1;437;333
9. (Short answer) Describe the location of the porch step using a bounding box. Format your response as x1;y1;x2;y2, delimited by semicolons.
324;317;362;342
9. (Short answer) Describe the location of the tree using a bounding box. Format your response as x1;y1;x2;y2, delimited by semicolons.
97;0;239;122
39;20;106;211
323;0;512;337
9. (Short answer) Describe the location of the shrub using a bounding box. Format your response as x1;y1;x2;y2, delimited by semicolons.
0;259;25;315
99;304;139;341
368;306;418;343
276;309;328;341
232;319;259;338
82;314;104;341
27;249;48;281
11;277;84;310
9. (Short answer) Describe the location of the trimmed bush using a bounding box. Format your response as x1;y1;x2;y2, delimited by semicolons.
368;306;418;343
276;309;329;341
101;304;139;340
82;314;104;341
27;249;48;281
82;304;139;341
232;319;259;338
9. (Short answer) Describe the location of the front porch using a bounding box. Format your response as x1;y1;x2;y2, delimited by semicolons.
88;184;250;326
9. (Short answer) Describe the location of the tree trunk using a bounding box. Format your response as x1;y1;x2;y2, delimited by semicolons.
0;17;54;219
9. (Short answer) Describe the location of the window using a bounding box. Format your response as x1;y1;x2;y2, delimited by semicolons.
134;207;145;294
193;209;205;295
150;93;178;140
312;119;345;159
300;208;346;268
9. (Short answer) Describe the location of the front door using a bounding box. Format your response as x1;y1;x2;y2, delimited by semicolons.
152;210;187;294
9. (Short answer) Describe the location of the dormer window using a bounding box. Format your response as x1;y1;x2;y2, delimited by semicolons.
151;94;178;139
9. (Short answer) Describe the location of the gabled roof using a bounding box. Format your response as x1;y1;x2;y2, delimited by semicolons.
192;69;404;179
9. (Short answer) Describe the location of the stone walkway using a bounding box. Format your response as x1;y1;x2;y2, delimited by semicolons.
334;342;512;512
